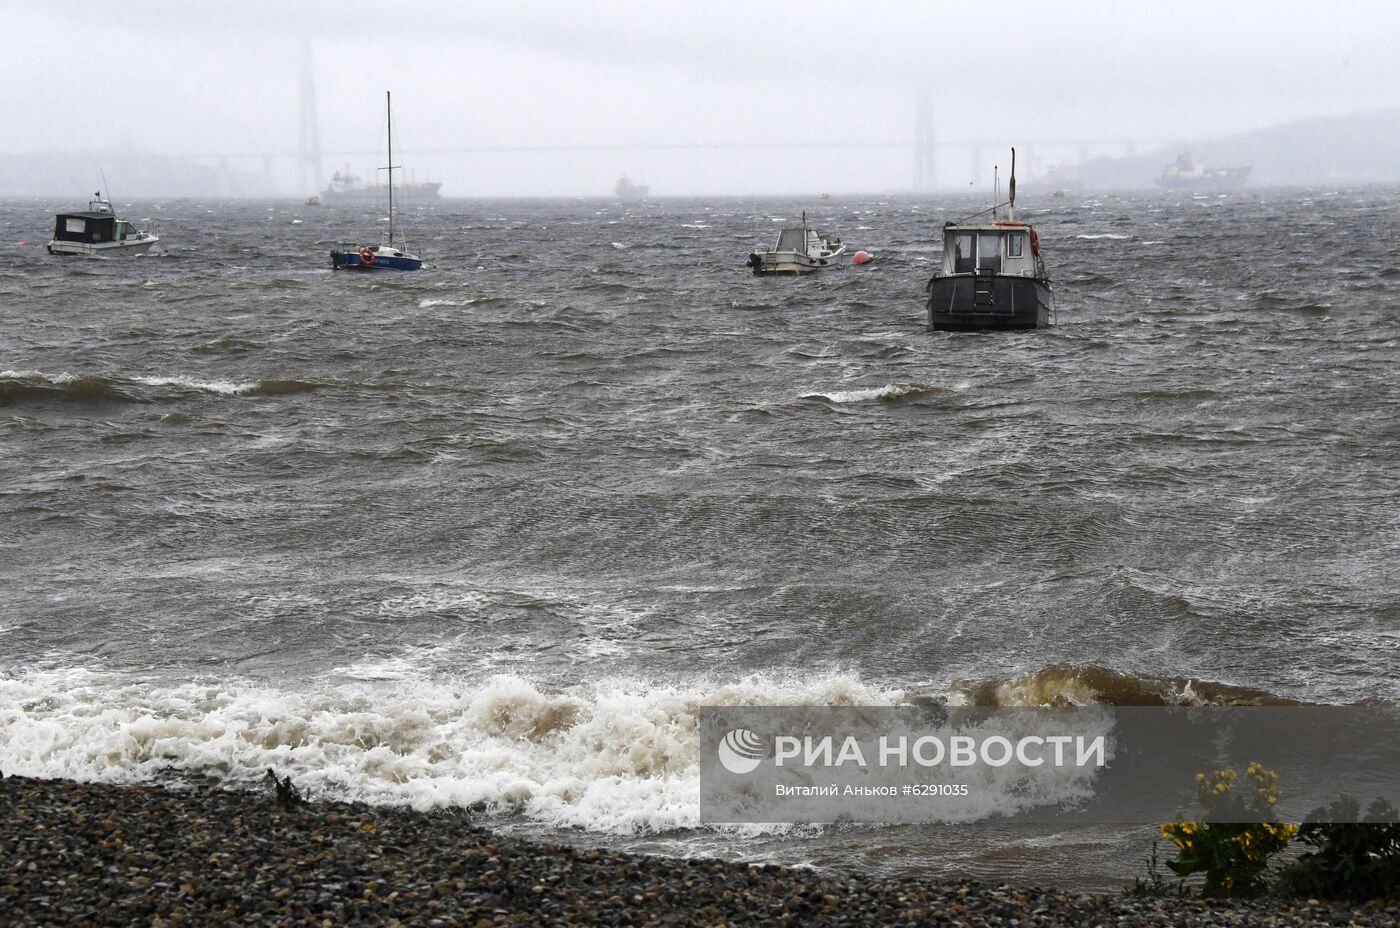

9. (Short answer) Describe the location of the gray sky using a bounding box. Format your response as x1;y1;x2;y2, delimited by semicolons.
6;1;1400;195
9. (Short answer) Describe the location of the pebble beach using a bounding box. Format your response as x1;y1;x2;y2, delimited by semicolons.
2;773;1394;927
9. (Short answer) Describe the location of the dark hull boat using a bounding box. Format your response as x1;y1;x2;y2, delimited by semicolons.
925;149;1053;331
926;271;1053;330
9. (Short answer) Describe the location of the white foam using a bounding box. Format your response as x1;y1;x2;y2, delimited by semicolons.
1074;233;1131;240
129;375;254;395
0;667;1120;832
418;298;477;308
0;370;81;384
802;383;937;404
0;669;904;833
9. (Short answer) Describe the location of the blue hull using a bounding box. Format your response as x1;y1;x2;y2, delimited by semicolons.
331;250;423;272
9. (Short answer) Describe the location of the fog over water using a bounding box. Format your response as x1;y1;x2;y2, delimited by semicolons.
6;1;1400;195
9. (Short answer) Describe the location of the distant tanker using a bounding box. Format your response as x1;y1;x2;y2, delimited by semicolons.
1157;152;1250;191
321;169;442;202
615;175;649;200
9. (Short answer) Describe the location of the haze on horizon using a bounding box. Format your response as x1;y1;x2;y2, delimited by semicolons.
5;0;1400;197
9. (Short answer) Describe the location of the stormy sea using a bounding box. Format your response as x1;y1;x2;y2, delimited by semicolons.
2;189;1398;890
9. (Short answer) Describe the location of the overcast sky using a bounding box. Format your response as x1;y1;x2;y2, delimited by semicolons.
6;1;1399;195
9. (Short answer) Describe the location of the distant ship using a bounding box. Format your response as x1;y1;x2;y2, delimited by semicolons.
615;175;649;200
1157;152;1250;191
322;167;442;202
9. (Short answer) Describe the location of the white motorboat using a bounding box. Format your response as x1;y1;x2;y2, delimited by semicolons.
47;194;158;257
748;214;845;274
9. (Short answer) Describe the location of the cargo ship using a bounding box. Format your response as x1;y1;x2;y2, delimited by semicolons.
1156;151;1250;191
615;175;649;200
321;167;441;202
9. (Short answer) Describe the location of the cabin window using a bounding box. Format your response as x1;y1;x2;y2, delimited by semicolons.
65;218;86;234
978;233;1002;273
953;234;975;273
1007;233;1024;258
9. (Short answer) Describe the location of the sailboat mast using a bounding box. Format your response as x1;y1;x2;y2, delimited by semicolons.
386;90;394;246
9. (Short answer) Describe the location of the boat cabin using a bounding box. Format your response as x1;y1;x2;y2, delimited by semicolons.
51;211;132;246
771;226;842;257
941;221;1040;278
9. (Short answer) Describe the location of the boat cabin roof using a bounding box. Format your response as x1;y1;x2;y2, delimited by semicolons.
943;219;1034;233
774;226;821;252
56;211;122;221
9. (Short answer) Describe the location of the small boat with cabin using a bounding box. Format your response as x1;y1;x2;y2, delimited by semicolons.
925;149;1053;330
47;193;158;257
331;91;423;272
747;213;846;275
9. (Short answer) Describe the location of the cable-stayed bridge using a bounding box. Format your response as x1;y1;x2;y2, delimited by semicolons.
193;137;1167;194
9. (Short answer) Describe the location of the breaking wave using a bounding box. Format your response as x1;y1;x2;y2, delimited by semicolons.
801;383;946;404
0;669;899;834
0;664;1305;833
950;664;1304;708
0;370;381;404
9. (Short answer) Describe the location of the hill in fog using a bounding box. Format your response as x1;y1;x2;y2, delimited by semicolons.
1043;108;1400;191
0;151;260;199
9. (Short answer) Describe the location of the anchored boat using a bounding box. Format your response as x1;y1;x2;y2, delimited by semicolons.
925;149;1053;330
331;91;423;272
748;213;846;275
47;193;158;257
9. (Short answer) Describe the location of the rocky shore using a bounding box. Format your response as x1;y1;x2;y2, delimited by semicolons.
1;772;1393;927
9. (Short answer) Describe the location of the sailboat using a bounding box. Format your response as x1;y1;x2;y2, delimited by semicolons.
331;91;423;271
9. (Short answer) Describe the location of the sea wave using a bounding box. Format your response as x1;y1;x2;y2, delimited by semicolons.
801;383;946;404
950;664;1304;708
0;669;895;834
0;664;1306;833
0;370;374;403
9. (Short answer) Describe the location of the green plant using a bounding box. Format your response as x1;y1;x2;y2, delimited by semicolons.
1158;762;1295;898
1125;840;1187;899
1277;796;1400;901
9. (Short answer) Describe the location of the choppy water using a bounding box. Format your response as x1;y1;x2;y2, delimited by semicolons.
2;189;1398;889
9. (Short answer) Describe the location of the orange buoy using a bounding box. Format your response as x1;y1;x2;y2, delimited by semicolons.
853;250;873;265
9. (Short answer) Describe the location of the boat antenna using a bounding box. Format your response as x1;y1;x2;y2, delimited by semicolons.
100;169;111;206
993;165;999;220
1008;148;1016;222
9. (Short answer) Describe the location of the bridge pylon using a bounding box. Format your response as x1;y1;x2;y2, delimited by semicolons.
297;44;324;196
913;90;936;192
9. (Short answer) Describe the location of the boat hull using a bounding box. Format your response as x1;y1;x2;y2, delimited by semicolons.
46;238;157;258
926;274;1053;330
331;250;423;271
748;245;847;275
1156;173;1250;191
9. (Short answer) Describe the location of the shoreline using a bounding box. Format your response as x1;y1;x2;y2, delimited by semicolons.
2;774;1392;926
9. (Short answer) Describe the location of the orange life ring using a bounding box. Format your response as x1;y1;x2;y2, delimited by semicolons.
358;246;376;265
1029;228;1040;255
